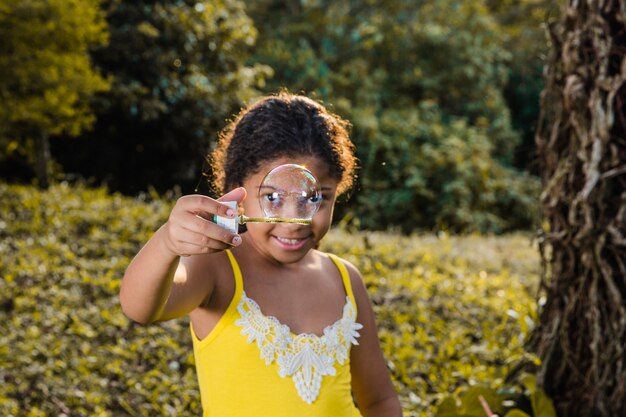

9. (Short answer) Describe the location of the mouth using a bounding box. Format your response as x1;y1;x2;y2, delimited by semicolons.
272;235;310;250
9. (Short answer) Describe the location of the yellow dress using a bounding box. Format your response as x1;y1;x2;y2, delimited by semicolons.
190;250;364;417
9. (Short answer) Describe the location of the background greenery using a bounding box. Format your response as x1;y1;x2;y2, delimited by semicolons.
0;183;541;416
0;0;557;233
1;1;560;415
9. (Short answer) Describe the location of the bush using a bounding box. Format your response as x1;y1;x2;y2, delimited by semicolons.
348;102;540;233
0;182;540;416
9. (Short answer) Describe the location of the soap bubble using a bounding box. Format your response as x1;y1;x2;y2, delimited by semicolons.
258;164;321;221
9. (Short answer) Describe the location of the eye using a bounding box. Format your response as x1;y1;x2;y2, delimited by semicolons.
265;192;281;203
308;193;322;204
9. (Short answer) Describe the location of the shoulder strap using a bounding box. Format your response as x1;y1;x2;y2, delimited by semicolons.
189;250;244;348
225;250;243;299
327;253;357;311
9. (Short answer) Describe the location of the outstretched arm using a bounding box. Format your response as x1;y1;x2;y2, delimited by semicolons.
345;260;402;417
119;187;245;324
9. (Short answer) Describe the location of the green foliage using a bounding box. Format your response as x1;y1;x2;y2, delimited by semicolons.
351;102;540;232
436;385;508;417
434;374;556;417
247;0;540;232
486;0;558;171
52;0;271;193
519;374;557;417
325;229;541;416
0;183;541;416
0;1;546;232
0;0;110;175
0;182;198;415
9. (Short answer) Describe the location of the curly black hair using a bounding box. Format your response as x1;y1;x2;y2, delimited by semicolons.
210;92;357;196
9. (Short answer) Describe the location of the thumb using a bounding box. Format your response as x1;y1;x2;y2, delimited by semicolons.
218;186;247;204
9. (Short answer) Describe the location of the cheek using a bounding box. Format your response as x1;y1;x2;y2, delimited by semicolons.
242;197;262;215
314;203;335;223
245;222;273;235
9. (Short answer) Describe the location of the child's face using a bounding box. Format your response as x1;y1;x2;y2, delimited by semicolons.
239;155;338;264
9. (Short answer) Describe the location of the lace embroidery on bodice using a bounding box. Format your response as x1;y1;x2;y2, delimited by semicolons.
234;291;363;404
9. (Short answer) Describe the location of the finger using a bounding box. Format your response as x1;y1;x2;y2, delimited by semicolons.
170;226;237;253
179;211;240;245
218;187;247;204
179;194;237;219
177;233;235;251
175;241;231;256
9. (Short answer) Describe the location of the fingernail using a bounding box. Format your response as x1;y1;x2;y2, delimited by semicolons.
226;208;235;218
232;235;241;245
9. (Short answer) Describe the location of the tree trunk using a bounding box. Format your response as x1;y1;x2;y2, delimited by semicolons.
532;1;626;416
34;131;50;189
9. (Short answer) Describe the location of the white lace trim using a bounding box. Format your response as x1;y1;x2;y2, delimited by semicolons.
234;291;363;404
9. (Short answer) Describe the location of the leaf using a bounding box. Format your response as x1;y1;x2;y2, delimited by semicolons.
520;373;537;392
531;390;557;417
503;410;532;417
518;373;556;417
435;396;460;417
459;386;503;417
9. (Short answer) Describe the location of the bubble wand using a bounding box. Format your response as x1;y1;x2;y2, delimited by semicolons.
214;164;321;233
238;215;312;225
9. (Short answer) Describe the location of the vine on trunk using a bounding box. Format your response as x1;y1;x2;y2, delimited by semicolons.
533;1;626;416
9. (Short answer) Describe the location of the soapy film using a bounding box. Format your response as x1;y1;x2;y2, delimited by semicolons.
241;164;321;225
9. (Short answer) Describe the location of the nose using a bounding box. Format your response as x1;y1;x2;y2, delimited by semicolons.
275;192;308;219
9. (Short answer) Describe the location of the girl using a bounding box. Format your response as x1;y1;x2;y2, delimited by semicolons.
120;92;401;417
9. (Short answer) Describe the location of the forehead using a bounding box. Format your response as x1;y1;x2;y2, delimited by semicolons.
249;156;337;188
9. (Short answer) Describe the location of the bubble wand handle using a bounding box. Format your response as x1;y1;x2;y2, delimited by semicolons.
239;215;312;225
213;202;314;233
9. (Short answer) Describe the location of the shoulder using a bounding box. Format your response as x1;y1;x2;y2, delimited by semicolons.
178;250;233;301
154;249;234;322
320;251;368;302
180;249;232;279
332;254;363;282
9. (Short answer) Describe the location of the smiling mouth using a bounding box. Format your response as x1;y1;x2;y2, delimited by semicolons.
271;235;312;250
275;236;307;245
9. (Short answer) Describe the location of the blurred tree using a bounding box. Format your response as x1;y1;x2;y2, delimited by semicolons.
247;0;539;232
0;0;110;188
52;0;271;194
532;0;626;415
486;0;559;172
